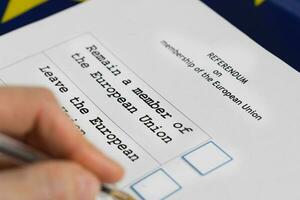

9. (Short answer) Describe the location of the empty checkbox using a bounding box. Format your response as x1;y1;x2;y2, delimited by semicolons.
131;169;181;200
182;141;232;175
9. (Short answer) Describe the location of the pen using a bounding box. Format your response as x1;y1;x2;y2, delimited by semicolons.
0;132;135;200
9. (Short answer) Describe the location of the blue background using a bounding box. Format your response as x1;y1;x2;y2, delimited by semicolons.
0;1;80;36
0;0;299;72
202;0;300;72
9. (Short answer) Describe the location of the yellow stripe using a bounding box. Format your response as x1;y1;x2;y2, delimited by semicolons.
254;0;266;6
1;0;48;23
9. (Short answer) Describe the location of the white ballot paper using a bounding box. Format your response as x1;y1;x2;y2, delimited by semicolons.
0;0;300;199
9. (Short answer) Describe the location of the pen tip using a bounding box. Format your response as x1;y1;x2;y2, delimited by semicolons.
110;190;136;200
101;185;136;200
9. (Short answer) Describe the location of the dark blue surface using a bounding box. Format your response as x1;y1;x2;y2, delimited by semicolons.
1;1;299;72
0;1;80;36
201;0;300;72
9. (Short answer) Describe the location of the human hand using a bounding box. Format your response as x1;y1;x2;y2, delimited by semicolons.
0;87;123;200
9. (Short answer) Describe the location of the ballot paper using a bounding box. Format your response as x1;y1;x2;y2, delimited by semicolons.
0;0;300;199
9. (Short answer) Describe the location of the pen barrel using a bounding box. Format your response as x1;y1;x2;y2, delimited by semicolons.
0;133;48;163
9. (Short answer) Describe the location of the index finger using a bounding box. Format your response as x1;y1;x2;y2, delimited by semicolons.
0;87;123;182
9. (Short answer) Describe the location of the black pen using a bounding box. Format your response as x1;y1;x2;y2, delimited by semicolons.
0;132;135;200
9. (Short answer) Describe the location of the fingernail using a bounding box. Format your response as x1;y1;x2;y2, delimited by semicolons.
77;174;99;200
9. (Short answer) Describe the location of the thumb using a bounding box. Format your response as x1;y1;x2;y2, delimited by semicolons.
0;161;100;200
